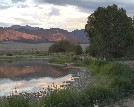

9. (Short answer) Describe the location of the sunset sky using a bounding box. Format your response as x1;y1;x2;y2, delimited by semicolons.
0;0;134;31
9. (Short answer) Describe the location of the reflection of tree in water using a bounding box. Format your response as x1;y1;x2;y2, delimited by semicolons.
0;60;79;81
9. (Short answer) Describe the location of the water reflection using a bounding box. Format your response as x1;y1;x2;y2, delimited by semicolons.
0;66;41;77
0;59;79;96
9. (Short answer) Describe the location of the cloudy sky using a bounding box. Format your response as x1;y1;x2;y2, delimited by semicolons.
0;0;134;31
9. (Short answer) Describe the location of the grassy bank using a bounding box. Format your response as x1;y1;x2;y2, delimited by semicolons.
47;59;134;106
0;57;134;107
0;51;49;62
86;60;134;106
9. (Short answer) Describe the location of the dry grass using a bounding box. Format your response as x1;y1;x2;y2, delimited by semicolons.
0;41;89;52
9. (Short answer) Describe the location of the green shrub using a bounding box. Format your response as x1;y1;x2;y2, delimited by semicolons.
110;77;133;92
100;63;132;77
40;89;88;107
84;85;117;106
48;40;75;53
1;96;29;107
74;44;83;55
88;60;107;74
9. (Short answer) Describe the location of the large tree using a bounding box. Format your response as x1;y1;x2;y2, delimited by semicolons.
85;4;134;58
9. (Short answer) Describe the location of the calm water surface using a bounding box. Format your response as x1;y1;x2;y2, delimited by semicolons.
0;59;79;96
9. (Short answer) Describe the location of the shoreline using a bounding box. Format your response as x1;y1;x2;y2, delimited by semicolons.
0;66;90;96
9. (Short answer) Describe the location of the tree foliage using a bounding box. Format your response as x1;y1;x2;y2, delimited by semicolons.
85;4;134;58
48;40;83;54
48;40;71;53
75;44;83;55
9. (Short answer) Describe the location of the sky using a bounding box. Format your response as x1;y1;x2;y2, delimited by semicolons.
0;0;134;31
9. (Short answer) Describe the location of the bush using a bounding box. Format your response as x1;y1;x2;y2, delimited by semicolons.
89;60;134;98
48;40;75;53
6;53;13;56
111;77;133;92
40;89;88;107
74;44;83;55
1;96;30;107
48;40;83;55
84;85;117;106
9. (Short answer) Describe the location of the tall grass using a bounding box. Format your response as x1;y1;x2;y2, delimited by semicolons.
49;55;80;64
86;60;134;106
0;95;30;107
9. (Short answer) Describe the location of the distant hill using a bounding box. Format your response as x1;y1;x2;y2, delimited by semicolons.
0;25;89;43
71;29;86;37
71;29;89;43
11;25;39;31
0;28;43;42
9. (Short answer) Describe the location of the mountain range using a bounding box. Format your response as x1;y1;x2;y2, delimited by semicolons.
0;25;89;43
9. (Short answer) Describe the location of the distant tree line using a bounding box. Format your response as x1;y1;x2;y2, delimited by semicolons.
85;4;134;58
48;40;82;55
